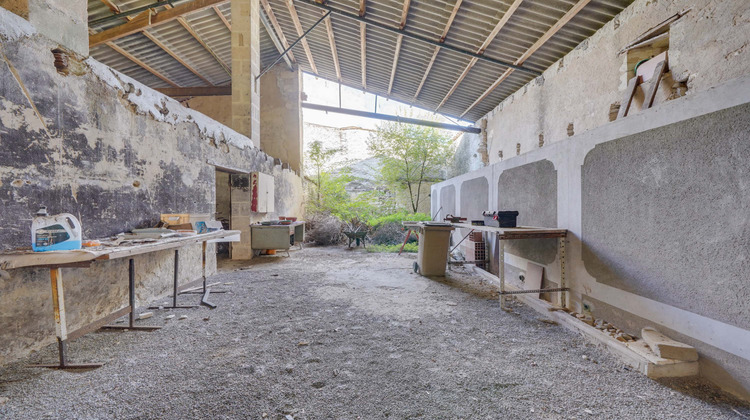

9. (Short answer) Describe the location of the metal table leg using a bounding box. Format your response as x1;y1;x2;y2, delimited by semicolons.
31;268;103;369
102;258;161;331
150;249;198;310
200;242;216;309
499;236;507;311
559;235;567;309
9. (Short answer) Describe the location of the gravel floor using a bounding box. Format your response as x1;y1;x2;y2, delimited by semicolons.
0;246;748;419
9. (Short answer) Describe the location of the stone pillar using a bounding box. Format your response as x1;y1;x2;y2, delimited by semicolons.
260;65;303;173
229;173;253;260
231;0;261;147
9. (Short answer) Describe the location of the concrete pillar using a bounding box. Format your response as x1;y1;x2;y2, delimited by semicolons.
230;173;253;260
231;0;261;147
260;65;303;173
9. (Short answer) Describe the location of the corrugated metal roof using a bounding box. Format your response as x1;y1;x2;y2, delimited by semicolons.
88;0;632;122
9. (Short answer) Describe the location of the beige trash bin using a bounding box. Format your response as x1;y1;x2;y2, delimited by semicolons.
414;222;455;276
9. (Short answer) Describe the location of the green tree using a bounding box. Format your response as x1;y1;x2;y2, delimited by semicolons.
305;140;340;209
367;120;454;213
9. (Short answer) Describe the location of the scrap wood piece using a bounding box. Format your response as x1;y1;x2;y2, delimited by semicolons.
642;58;668;109
641;327;698;361
617;75;641;119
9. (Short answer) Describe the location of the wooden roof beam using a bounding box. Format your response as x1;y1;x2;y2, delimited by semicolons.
461;0;592;118
160;4;231;77
387;0;410;95
213;5;231;30
360;22;366;90
413;0;462;102
436;0;523;111
323;13;341;81
96;1;214;87
260;0;296;64
359;0;366;17
285;0;318;74
106;41;180;88
90;0;227;47
156;86;231;96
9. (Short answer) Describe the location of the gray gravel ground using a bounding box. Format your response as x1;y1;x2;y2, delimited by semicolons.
0;246;748;419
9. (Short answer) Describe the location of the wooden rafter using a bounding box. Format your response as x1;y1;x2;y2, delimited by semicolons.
436;0;523;111
359;0;366;17
387;35;403;95
161;4;231;77
156;86;232;96
285;0;318;74
142;31;215;86
461;0;592;118
387;0;411;95
90;0;227;47
260;0;296;63
413;0;462;101
106;42;180;87
96;1;212;87
323;13;341;81
213;5;231;30
360;22;366;89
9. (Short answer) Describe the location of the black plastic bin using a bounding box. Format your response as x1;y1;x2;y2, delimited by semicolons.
482;211;519;228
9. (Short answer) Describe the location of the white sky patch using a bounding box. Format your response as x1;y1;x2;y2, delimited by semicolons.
301;73;473;130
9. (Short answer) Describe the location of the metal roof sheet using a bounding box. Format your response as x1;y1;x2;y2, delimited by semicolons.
88;0;632;122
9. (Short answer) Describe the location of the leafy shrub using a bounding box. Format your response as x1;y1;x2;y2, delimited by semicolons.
305;213;344;246
368;211;431;230
370;222;406;245
367;243;419;253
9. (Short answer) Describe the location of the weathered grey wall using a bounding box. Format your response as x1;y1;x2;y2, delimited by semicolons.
453;0;750;171
0;12;303;364
432;75;750;400
497;160;558;265
260;65;303;174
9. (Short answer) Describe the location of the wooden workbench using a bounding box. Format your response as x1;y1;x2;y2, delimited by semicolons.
0;230;240;369
451;223;568;309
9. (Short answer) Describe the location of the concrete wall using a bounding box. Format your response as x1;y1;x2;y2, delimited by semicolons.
433;75;750;400
260;65;303;173
184;95;232;128
0;8;303;364
451;0;750;172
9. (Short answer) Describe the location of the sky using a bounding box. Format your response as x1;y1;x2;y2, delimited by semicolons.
300;72;473;130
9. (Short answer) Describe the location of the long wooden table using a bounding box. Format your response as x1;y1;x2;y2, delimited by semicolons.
0;230;240;369
451;224;568;310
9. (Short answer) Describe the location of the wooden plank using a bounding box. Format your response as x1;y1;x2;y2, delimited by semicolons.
323;13;341;81
286;0;318;74
617;75;641;119
142;31;215;86
359;0;366;16
452;223;567;236
156;86;231;96
99;230;239;260
99;0;121;13
360;21;366;89
642;327;699;361
438;0;522;111
399;0;411;29
460;0;592;118
106;41;180;87
642;59;667;109
440;0;462;42
68;306;131;341
260;0;296;63
413;0;462;101
387;34;403;95
213;5;231;30
90;0;228;47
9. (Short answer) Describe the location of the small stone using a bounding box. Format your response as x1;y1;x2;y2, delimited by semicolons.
298;341;309;346
178;315;188;320
446;301;458;306
115;319;125;324
165;315;175;320
138;312;153;320
584;409;594;415
582;355;588;360
312;381;326;389
158;306;164;310
539;319;558;325
285;366;293;373
261;413;267;418
224;282;234;285
615;333;627;342
203;317;210;321
0;396;9;405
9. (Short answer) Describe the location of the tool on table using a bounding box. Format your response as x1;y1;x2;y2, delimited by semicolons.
31;207;82;252
482;210;519;228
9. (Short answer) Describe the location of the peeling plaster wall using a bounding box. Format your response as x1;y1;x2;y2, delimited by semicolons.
0;12;303;364
452;0;750;171
433;75;750;401
183;95;232;128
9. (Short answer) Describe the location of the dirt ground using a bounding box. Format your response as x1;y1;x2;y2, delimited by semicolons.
0;246;748;419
